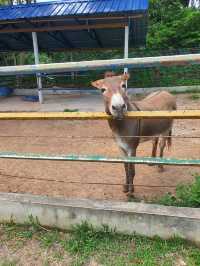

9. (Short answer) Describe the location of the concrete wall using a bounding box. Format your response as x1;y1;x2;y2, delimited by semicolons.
0;192;200;244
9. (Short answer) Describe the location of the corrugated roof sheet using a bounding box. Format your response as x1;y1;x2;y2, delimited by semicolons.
0;0;148;51
0;0;148;21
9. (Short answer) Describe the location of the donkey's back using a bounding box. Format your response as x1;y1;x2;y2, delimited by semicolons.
135;91;176;111
134;90;176;142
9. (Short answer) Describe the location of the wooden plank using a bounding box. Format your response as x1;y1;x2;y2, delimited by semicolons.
0;14;142;25
0;22;127;34
0;54;200;76
0;152;200;166
1;110;200;120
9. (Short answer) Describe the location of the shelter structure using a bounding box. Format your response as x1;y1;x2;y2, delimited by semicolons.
0;0;149;103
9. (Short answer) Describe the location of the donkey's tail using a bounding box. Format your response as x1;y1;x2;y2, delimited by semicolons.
166;129;172;150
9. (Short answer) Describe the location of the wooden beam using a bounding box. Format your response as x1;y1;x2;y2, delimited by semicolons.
0;54;200;76
0;14;143;25
1;111;200;120
0;22;127;34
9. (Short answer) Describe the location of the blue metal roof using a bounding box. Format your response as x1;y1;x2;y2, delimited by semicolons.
0;0;148;51
0;0;148;21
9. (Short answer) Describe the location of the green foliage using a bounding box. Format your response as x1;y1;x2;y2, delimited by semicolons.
156;175;200;207
189;94;200;100
0;259;17;266
64;222;117;255
1;221;200;266
39;230;60;248
63;222;200;266
147;9;200;49
148;0;200;49
64;108;79;112
149;0;183;25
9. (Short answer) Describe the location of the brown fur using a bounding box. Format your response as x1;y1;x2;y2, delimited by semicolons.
92;74;176;195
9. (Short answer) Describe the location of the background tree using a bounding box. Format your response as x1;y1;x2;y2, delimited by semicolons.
148;0;200;49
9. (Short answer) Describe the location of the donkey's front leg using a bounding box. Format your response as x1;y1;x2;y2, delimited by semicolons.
128;163;135;194
123;149;136;195
128;149;137;194
158;137;167;172
123;163;129;193
123;163;134;194
148;137;159;167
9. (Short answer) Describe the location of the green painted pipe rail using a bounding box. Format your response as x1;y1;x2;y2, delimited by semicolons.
0;152;200;166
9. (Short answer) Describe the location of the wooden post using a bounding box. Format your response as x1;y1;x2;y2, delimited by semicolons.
32;32;43;104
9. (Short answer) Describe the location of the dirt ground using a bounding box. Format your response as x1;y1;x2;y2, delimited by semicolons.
0;94;200;201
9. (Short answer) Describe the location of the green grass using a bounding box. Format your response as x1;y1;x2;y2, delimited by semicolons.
170;88;200;95
153;175;200;208
189;94;200;100
63;108;79;112
1;221;200;266
0;259;18;266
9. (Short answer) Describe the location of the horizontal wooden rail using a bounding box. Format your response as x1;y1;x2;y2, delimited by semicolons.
1;110;200;120
0;22;127;34
0;54;200;76
0;152;200;166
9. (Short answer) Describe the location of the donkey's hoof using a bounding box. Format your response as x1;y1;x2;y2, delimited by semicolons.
127;185;134;195
127;191;134;198
148;163;155;167
158;166;164;173
123;185;129;193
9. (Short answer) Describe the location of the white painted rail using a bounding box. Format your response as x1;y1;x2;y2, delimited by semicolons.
0;54;200;76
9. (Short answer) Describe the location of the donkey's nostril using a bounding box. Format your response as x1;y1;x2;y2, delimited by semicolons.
122;104;126;109
112;105;117;110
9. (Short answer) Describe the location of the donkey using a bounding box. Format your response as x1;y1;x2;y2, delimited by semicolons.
104;71;172;162
92;73;176;195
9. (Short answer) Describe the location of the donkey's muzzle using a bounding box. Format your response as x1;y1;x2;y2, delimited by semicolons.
111;104;127;119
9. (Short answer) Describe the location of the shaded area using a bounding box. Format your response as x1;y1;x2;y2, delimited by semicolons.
0;0;148;51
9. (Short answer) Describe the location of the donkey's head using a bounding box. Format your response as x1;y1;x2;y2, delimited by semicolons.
92;73;130;119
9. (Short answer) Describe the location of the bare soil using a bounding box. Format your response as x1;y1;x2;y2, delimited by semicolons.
0;94;200;201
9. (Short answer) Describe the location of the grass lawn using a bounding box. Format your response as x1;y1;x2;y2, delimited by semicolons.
0;221;200;266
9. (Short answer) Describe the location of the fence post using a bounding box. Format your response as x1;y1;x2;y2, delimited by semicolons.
32;32;43;104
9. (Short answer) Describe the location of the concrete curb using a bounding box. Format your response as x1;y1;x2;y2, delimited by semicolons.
0;193;200;243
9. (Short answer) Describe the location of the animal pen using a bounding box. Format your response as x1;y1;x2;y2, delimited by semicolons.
1;54;200;243
1;53;200;167
0;0;148;102
1;0;200;243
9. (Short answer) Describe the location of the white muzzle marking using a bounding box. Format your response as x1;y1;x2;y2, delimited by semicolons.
110;93;127;117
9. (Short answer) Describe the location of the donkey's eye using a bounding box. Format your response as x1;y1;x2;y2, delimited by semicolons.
101;88;106;93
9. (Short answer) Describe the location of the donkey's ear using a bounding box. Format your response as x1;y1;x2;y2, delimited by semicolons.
121;73;130;81
91;79;104;89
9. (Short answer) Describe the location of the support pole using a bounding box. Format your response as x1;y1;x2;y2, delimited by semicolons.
32;32;43;104
124;25;129;87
